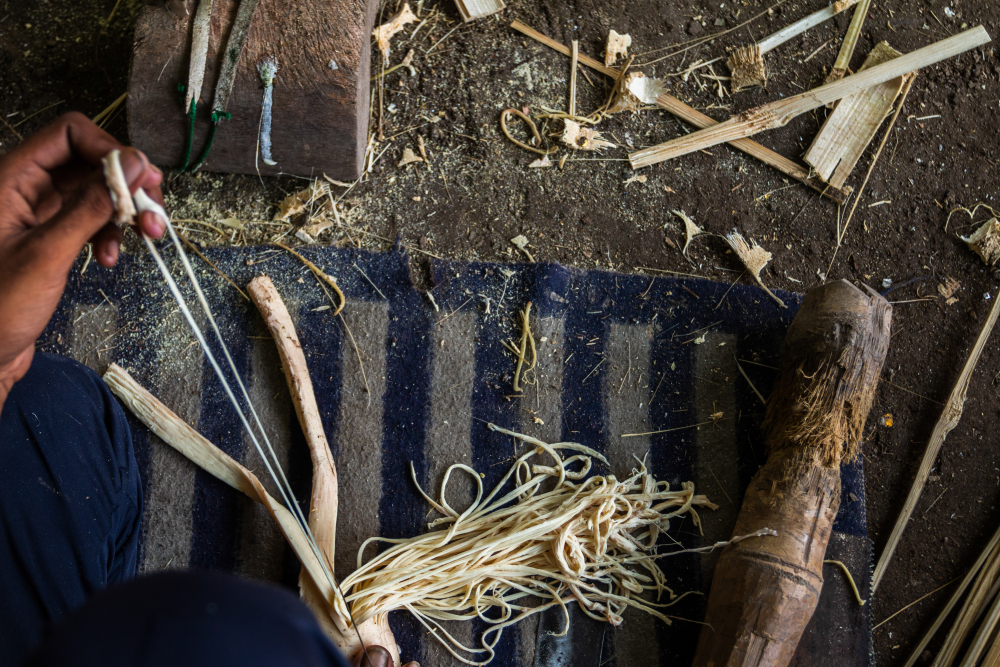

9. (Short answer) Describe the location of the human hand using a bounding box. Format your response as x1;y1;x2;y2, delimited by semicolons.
0;112;164;401
352;645;421;667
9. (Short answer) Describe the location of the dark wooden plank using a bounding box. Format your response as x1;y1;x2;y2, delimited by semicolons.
128;0;376;180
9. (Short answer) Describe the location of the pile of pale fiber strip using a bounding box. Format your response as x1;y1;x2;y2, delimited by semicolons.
46;243;870;667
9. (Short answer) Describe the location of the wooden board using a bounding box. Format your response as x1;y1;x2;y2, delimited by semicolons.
127;0;377;180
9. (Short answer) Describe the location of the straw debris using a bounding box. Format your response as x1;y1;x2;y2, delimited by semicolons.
724;231;786;308
562;119;614;151
961;218;1000;265
274;181;330;222
727;45;766;93
673;210;702;256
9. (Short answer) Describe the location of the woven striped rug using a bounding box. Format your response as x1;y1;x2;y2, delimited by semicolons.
44;245;871;667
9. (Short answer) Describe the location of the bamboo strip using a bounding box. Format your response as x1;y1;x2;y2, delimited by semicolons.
959;587;1000;667
805;41;904;188
630;26;991;168
932;540;1000;666
827;0;873;83
102;364;344;630
246;276;400;665
903;524;1000;667
872;284;1000;594
454;0;505;22
185;0;214;112
758;2;853;53
568;40;579;117
509;20;852;204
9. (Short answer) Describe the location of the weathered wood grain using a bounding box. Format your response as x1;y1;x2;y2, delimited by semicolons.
128;0;376;179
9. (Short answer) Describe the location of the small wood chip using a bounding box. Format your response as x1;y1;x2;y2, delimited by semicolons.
398;147;424;167
938;277;961;300
374;3;417;59
725;230;786;308
274;181;329;221
673;210;702;256
605;30;632;66
528;155;553;168
624;174;647;187
561;120;614;151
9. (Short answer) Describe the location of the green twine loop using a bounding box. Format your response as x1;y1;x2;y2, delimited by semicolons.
180;99;197;172
188;110;232;173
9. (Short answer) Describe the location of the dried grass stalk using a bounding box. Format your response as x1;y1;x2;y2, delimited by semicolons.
805;42;905;189
826;0;873;84
724;231;786;309
336;424;717;665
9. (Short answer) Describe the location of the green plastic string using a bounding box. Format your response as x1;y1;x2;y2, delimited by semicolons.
188;111;232;172
180;98;197;171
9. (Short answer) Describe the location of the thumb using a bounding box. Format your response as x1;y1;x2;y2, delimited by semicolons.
33;148;150;265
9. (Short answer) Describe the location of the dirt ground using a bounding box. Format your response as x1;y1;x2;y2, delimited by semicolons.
2;0;1000;662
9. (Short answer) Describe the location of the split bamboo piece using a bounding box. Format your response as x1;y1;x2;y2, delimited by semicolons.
630;25;991;169
826;0;873;84
728;0;858;92
804;41;905;189
246;275;399;665
102;364;347;633
509;20;852;204
453;0;505;22
871;288;1000;595
903;525;1000;667
925;534;1000;667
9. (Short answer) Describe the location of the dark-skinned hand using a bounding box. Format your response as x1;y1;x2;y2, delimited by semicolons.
0;112;164;407
352;645;420;667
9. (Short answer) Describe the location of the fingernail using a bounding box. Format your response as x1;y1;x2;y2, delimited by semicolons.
363;647;392;667
106;240;120;263
119;148;149;186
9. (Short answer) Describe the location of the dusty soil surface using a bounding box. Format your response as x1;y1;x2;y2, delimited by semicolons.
3;0;1000;662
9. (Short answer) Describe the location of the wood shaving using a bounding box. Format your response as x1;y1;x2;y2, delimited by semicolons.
938;277;961;300
274;181;329;222
374;3;417;59
398;147;424;167
607;72;665;114
335;424;717;665
727;44;766;93
605;29;631;66
528;155;553;168
724;230;786;308
961;218;1000;266
561;120;614;151
624;174;647;187
673;210;702;256
833;0;860;11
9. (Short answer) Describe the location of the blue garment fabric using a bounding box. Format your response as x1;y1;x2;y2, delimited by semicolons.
0;353;348;667
22;570;351;667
